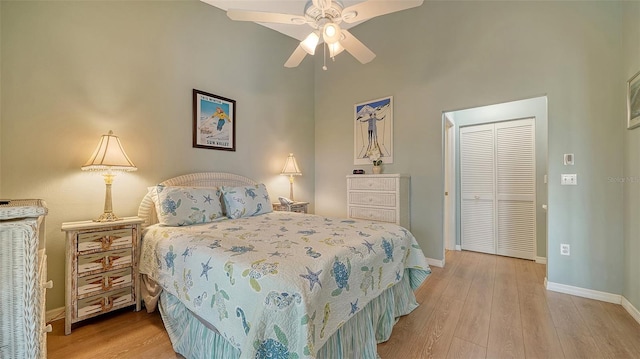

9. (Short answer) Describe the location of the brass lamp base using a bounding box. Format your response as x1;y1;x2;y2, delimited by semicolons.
94;212;120;222
93;173;120;222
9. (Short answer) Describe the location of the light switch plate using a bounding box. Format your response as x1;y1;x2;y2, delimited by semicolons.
564;154;574;165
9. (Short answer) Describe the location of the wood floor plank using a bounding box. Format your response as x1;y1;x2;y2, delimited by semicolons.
546;290;592;338
410;297;466;359
454;253;495;347
486;256;525;359
516;261;564;359
600;300;640;355
447;337;487;359
556;330;603;359
572;296;640;358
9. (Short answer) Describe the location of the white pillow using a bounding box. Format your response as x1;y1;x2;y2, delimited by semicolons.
221;183;273;219
151;185;224;226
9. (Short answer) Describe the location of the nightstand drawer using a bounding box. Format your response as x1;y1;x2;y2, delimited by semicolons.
348;177;397;191
348;206;397;223
77;248;132;275
77;267;132;297
348;192;397;207
78;228;133;252
77;287;133;318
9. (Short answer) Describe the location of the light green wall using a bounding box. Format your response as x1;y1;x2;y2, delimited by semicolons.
0;0;315;310
622;2;640;311
450;96;548;259
314;1;625;294
0;1;2;194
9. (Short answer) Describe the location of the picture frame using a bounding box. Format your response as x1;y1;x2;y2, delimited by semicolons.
354;96;393;165
627;71;640;130
193;89;236;151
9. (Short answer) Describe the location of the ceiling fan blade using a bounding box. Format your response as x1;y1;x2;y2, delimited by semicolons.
284;45;308;68
227;9;307;25
340;30;376;64
342;0;424;23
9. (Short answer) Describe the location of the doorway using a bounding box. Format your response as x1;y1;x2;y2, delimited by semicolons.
441;96;548;266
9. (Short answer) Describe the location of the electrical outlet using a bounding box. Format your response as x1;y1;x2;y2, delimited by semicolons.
561;174;577;185
560;244;570;256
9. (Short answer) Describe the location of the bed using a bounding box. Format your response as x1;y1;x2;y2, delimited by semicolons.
137;172;430;359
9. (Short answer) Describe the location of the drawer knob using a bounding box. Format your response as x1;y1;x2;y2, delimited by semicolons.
101;298;114;313
101;236;114;251
101;258;113;271
102;277;114;291
44;280;54;289
43;324;53;333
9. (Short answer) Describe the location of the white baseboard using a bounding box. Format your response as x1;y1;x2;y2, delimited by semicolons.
535;256;547;264
46;307;65;323
426;257;444;268
545;279;621;304
622;296;640;326
455;245;461;251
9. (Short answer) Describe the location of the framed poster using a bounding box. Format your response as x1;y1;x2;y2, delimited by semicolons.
354;96;393;165
193;89;236;151
628;71;640;130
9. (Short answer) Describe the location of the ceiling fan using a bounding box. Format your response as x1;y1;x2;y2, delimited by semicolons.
226;0;424;69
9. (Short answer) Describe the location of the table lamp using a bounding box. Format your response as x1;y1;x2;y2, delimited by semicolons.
280;153;302;201
81;130;137;222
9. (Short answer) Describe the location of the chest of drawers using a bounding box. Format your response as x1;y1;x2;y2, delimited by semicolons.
61;217;143;335
0;199;51;359
346;174;410;229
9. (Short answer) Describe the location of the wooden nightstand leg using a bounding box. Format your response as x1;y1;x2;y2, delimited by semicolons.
65;316;71;336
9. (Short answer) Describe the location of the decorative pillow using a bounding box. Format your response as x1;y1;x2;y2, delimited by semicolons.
152;185;225;226
221;183;273;219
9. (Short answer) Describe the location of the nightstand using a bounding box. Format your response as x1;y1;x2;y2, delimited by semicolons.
61;217;143;335
272;201;309;213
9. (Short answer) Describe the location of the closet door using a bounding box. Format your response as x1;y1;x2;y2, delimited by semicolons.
460;123;495;255
495;119;536;260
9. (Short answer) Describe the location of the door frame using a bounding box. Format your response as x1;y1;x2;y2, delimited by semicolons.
443;114;457;261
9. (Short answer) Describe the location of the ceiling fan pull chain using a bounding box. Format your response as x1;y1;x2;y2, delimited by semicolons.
322;42;328;71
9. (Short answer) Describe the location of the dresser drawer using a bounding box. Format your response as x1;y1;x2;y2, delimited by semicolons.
77;287;132;318
348;192;397;207
348;177;397;191
78;228;133;252
349;206;397;223
77;267;132;297
77;248;132;275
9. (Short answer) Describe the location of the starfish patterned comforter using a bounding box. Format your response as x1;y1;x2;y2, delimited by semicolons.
139;211;430;358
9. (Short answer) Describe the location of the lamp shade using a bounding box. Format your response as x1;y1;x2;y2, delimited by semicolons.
301;32;320;55
82;130;137;172
281;153;302;176
323;23;341;45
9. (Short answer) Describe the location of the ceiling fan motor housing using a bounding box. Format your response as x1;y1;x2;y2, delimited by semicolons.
305;0;344;29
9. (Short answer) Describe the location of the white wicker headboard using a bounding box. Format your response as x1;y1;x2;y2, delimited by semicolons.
137;172;257;228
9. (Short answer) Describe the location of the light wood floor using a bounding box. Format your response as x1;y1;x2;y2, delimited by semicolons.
48;250;640;358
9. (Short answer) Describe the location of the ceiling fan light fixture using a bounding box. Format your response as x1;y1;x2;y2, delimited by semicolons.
323;23;341;44
328;41;344;57
300;32;320;55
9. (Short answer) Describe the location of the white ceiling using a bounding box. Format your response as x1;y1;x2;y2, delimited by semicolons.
200;0;368;41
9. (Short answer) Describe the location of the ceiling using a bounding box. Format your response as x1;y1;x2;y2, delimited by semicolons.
200;0;368;41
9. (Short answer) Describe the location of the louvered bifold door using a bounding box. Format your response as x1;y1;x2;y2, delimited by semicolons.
495;119;536;260
460;123;496;254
